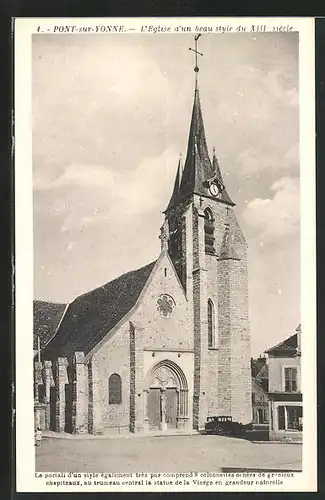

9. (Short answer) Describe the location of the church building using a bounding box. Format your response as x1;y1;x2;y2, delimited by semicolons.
34;38;252;435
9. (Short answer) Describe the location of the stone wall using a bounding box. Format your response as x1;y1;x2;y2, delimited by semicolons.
92;324;131;435
89;252;194;433
133;252;193;352
200;196;252;424
192;202;209;430
74;352;89;433
37;188;253;434
268;355;301;393
217;253;252;423
129;321;136;432
87;361;94;433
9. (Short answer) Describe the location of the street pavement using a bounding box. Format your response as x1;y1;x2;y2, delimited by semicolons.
36;434;302;473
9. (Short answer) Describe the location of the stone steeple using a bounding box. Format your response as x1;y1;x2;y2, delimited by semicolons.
166;88;234;212
166;154;182;211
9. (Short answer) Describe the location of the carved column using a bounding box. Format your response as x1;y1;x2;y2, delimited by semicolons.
74;352;88;434
176;388;181;429
143;389;150;432
43;361;52;430
160;387;167;431
34;361;43;401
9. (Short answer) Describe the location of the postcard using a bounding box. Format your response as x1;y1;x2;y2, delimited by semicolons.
14;17;316;492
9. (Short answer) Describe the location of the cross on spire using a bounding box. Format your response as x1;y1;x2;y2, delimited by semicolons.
189;34;203;90
165;34;236;212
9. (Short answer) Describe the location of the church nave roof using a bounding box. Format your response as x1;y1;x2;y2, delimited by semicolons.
42;260;156;357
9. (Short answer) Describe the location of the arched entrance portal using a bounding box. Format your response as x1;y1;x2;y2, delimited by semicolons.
144;360;189;431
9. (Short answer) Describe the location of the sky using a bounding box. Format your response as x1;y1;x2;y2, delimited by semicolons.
32;32;300;357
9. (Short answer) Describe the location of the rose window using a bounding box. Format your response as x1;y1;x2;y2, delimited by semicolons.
157;294;175;318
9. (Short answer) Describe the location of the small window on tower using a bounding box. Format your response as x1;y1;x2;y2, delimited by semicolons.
204;208;215;254
208;299;215;348
168;215;181;259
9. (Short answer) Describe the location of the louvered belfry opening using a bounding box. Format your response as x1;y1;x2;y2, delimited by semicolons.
168;212;183;283
204;208;215;254
168;214;182;260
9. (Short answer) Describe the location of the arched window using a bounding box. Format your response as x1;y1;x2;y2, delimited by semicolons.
204;208;215;254
108;373;122;404
208;299;215;348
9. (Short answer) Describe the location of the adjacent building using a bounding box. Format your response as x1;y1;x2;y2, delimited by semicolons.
265;324;302;441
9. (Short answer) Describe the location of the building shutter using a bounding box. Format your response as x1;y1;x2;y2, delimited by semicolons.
278;405;285;430
285;367;297;392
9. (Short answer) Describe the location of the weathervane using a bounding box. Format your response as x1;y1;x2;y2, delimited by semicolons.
189;34;203;89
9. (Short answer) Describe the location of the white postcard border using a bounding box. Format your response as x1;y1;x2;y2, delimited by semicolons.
14;16;316;492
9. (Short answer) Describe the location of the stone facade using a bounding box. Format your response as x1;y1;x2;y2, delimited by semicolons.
164;189;252;426
266;326;302;441
34;218;252;433
34;78;252;434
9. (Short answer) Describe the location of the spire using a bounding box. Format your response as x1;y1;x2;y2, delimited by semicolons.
178;88;215;200
165;35;235;212
166;154;182;211
189;34;203;91
218;224;240;261
178;152;183;188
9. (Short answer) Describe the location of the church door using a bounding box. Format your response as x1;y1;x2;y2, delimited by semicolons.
147;388;161;429
145;361;189;431
165;388;178;429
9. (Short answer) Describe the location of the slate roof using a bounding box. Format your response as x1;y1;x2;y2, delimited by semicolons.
42;261;156;358
166;89;234;212
265;333;298;356
33;300;66;350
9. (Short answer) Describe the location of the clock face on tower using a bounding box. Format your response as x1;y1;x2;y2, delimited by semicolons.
209;182;220;197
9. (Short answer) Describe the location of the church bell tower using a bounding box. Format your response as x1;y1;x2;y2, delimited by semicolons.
163;35;252;429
